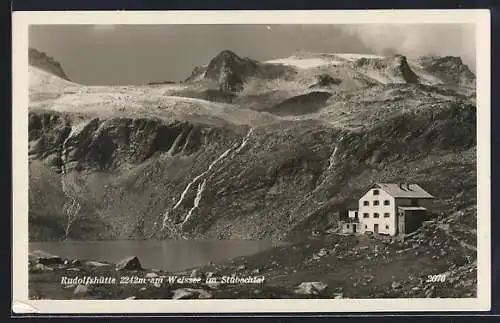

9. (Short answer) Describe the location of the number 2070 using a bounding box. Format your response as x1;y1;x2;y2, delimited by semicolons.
426;274;446;283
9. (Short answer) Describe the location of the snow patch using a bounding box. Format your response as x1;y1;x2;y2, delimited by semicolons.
265;57;342;69
30;66;79;94
333;53;385;61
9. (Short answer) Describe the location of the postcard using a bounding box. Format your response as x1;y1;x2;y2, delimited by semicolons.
12;9;491;313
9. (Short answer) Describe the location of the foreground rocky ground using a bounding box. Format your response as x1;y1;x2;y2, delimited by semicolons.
29;216;476;300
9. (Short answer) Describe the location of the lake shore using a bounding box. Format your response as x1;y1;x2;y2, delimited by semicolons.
29;226;476;300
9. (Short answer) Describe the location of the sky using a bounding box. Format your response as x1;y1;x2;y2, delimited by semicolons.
29;24;476;85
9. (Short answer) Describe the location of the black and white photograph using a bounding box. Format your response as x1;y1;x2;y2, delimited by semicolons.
12;10;491;313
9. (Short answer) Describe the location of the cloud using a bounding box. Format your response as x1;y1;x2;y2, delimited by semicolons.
338;24;476;70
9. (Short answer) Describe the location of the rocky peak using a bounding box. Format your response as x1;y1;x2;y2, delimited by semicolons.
418;55;476;87
389;54;419;84
355;54;419;84
204;50;259;92
207;50;243;67
29;47;70;81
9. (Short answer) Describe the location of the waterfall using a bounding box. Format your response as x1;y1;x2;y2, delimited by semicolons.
328;135;344;170
161;127;254;230
235;128;253;154
161;147;232;229
183;179;207;224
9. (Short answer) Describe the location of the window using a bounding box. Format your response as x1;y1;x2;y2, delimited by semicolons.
363;213;369;218
384;200;390;205
373;200;380;206
363;201;369;206
373;189;380;195
386;225;389;230
365;225;368;229
346;224;350;229
373;213;379;218
355;211;358;217
384;213;390;218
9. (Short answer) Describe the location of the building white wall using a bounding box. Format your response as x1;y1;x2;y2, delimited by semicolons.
348;210;358;219
358;188;397;235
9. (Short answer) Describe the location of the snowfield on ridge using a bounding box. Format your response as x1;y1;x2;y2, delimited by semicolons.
29;66;276;126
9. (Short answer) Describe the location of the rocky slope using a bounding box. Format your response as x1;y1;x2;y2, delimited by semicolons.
28;49;476;247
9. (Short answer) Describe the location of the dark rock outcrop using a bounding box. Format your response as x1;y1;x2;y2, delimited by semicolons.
29;250;64;266
311;74;343;88
28;113;209;173
29;48;70;81
264;92;332;116
354;54;419;84
418;56;476;87
184;50;296;92
116;256;143;271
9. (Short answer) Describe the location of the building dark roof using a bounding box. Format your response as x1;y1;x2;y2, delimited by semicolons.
373;183;434;198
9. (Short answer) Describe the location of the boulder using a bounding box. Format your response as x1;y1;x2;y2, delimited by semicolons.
73;284;89;295
85;261;111;267
116;256;143;271
172;288;213;300
31;263;54;273
172;289;194;300
146;272;159;278
29;250;63;266
317;248;328;257
71;259;82;266
294;282;328;296
190;269;201;278
62;283;76;289
196;289;213;299
206;282;221;289
391;282;402;290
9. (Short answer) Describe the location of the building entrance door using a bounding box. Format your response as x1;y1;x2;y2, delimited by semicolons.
374;224;379;234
